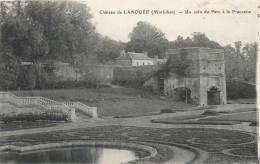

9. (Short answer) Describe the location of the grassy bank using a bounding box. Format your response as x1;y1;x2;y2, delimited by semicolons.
10;88;195;117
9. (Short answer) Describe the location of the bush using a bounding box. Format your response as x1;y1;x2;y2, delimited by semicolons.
112;67;148;88
0;112;68;123
151;119;237;125
249;121;258;126
160;108;175;113
202;110;219;116
226;79;256;99
43;81;110;90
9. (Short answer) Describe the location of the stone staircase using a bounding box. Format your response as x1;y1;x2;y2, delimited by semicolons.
0;92;98;121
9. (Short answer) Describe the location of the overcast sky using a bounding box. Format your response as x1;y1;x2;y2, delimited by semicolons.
84;0;258;46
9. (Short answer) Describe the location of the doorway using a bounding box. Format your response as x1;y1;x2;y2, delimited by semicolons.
207;87;220;105
174;87;191;103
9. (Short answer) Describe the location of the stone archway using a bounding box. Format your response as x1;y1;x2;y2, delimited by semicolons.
173;87;191;103
207;86;220;105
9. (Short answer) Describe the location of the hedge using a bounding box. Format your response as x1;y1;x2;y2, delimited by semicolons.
0;112;68;123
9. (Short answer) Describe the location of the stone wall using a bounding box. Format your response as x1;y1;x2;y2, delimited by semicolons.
166;48;200;61
94;65;115;81
164;75;201;104
113;65;163;86
143;75;158;93
115;59;132;66
199;48;224;61
53;62;82;81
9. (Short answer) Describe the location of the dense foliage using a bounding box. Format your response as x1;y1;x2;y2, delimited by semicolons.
0;112;68;123
224;42;257;82
169;32;222;49
125;21;168;59
164;48;192;77
0;1;124;90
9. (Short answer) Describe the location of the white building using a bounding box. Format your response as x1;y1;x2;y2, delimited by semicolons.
116;51;155;66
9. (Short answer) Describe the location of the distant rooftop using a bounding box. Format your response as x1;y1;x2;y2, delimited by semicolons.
116;51;154;61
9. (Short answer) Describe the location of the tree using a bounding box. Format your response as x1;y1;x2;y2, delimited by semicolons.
224;42;257;82
25;1;97;64
94;36;125;63
125;21;168;58
1;1;100;89
73;54;102;87
234;41;242;57
0;52;20;90
169;32;222;49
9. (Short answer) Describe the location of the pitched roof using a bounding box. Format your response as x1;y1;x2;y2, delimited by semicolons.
116;53;132;60
116;52;154;61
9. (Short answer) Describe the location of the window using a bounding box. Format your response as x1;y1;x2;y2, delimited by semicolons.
137;62;138;65
148;63;150;65
143;62;144;65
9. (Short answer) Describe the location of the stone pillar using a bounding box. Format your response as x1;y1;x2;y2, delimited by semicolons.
199;76;207;106
222;76;227;104
91;107;98;118
70;108;77;122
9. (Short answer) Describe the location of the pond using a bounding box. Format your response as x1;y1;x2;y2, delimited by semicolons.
0;147;148;163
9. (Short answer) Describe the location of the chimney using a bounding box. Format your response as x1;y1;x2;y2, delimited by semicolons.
143;51;148;57
120;50;126;56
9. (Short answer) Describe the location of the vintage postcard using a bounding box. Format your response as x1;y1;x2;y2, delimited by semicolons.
0;0;258;163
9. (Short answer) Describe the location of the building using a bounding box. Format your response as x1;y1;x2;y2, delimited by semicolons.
115;51;154;66
144;47;227;106
153;55;166;65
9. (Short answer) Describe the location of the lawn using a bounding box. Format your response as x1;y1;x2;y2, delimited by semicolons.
151;119;239;125
10;88;195;117
151;111;257;126
0;103;42;115
201;111;257;122
228;98;256;104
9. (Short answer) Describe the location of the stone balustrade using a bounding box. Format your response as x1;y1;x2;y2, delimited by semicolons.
0;92;98;120
63;101;98;118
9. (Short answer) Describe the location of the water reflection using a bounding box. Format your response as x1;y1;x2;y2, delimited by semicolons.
0;147;145;163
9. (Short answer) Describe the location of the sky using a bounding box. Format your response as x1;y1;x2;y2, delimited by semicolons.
84;0;258;46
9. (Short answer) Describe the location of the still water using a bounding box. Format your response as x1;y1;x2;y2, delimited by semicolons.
0;147;147;163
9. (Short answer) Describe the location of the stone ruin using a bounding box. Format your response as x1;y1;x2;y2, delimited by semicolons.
144;47;227;106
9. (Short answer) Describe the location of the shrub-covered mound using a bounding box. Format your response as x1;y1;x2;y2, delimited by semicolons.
226;79;256;99
0;112;68;123
160;108;175;113
202;110;219;116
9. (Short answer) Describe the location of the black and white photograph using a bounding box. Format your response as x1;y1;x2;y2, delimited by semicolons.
0;0;258;163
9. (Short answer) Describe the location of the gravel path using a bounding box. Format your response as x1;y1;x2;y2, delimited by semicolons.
0;104;257;137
